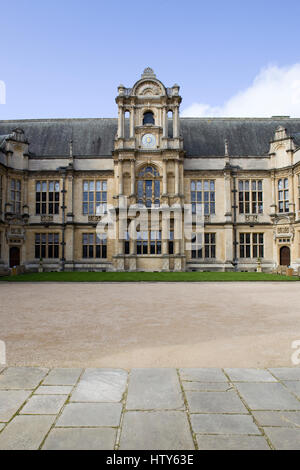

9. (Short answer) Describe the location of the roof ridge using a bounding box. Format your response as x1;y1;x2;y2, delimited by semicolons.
0;117;118;123
1;117;300;124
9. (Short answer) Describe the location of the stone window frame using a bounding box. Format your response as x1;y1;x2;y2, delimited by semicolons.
10;178;22;214
35;180;60;215
239;232;264;258
137;166;161;208
82;232;107;259
278;178;289;213
35;233;60;259
191;232;216;259
190;180;215;215
136;230;162;255
238;179;263;214
82;180;107;215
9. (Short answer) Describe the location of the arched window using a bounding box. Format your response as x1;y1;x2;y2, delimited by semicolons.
143;111;155;125
124;110;130;139
137;166;160;207
167;110;173;138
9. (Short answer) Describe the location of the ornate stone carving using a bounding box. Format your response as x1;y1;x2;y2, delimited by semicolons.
88;215;103;222
135;81;162;96
273;215;295;240
41;215;53;223
245;215;258;223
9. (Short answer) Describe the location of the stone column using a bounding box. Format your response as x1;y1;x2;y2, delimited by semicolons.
289;170;295;213
173;106;179;138
130;109;134;138
224;173;232;221
67;175;73;216
270;171;276;215
2;174;7;212
130;236;136;255
118;160;123;195
6;174;10;201
162;209;169;255
162;108;166;137
130;159;135;195
175;160;179;195
22;174;28;209
224;225;234;265
162;159;167;195
174;208;182;255
118;107;124;138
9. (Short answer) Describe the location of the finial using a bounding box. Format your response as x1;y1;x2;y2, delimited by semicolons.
224;138;229;157
141;67;156;78
69;139;73;159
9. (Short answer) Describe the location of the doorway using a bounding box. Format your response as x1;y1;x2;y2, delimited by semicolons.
280;246;290;266
9;246;20;268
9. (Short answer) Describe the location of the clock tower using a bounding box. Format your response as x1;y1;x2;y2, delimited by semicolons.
113;68;185;272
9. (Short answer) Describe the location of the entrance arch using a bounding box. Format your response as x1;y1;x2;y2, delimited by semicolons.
280;246;290;266
9;246;20;268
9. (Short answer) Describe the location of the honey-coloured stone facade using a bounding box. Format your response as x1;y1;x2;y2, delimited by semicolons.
1;68;300;273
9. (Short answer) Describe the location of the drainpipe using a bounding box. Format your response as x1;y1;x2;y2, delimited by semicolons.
58;168;67;272
232;173;238;271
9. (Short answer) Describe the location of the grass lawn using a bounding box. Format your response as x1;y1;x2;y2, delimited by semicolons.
0;271;299;282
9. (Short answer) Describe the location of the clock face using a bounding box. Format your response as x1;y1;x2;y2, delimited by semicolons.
142;133;156;148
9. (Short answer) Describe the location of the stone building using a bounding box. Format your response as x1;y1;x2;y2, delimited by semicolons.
1;67;300;273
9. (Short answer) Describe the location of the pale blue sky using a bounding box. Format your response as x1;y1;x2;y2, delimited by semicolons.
1;0;300;119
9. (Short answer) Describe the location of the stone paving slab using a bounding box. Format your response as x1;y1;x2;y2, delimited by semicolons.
42;368;82;386
235;382;300;410
180;368;227;382
70;368;127;403
263;427;300;450
190;413;261;435
119;411;194;450
185;390;248;413
42;427;117;450
252;410;300;428
0;390;31;421
35;385;73;395
269;368;300;381
20;395;67;415
182;382;232;392
1;367;300;450
224;368;276;382
0;367;48;389
196;435;270;450
56;402;122;427
126;368;183;410
282;381;300;399
0;415;55;450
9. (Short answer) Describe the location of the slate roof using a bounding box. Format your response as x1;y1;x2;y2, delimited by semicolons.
0;117;300;158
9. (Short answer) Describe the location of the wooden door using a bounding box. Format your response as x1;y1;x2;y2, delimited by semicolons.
280;246;290;266
9;247;20;268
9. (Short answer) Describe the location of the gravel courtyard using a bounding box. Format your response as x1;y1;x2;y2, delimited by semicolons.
0;282;299;368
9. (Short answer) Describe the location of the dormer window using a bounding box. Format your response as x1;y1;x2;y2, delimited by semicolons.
143;111;155;125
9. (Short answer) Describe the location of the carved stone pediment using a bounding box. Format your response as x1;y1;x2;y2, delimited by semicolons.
273;215;295;240
6;225;25;245
135;81;163;97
